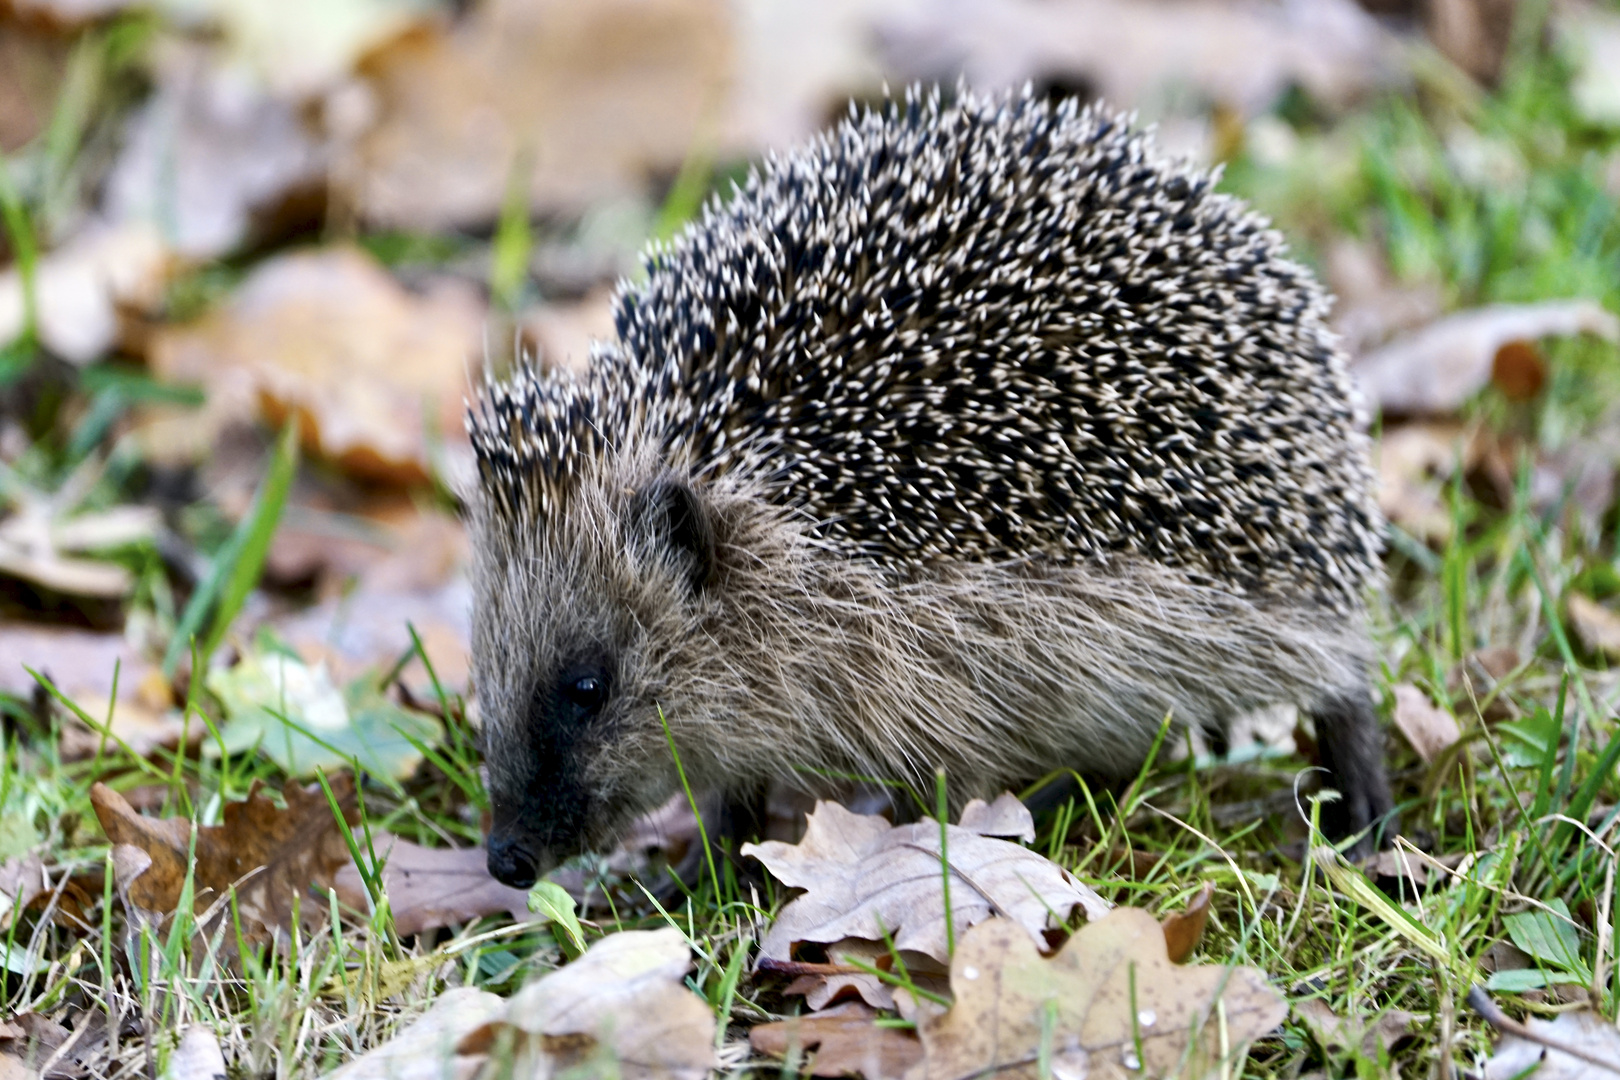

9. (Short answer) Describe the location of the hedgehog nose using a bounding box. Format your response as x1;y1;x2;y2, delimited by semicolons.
487;834;539;889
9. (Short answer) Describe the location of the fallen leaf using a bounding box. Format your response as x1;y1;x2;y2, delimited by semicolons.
1374;422;1470;542
346;0;732;229
1325;237;1445;358
0;622;151;703
720;0;890;153
1559;5;1620;128
1391;685;1462;764
1568;593;1620;661
104;43;326;260
159;1027;225;1080
332;833;534;937
324;931;714;1080
520;291;618;377
0;1013;70;1080
955;794;1037;843
497;928;717;1080
1471;646;1521;681
147;0;429;100
0;1008;112;1080
907;911;1288;1080
771;937;951;1014
321;987;506;1080
877;0;1401;122
1425;0;1516;85
148;246;482;485
0;455;163;601
750;1002;923;1079
0;222;171;365
1160;881;1213;964
0;856;46;932
208;650;442;779
1354;300;1620;415
1294;998;1417;1064
0;18;73;153
744;799;1110;968
89;777;357;940
1483;1009;1620;1079
1491;339;1545;401
58;692;193;762
272;578;472;693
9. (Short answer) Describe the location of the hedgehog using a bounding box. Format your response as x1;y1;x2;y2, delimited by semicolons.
468;87;1395;889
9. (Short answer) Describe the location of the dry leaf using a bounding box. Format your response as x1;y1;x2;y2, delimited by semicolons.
1483;1009;1620;1079
723;0;892;152
89;778;357;940
877;0;1399;122
0;221;171;365
148;246;482;485
956;794;1037;842
1491;339;1546;401
1391;685;1462;764
160;1027;225;1080
322;987;506;1080
519;292;619;376
750;1002;923;1079
0;486;160;600
1160;882;1213;964
1294;999;1417;1063
0;1015;64;1080
0;856;46;932
1374;422;1469;543
907;911;1287;1080
1568;594;1620;661
0;624;143;695
0;18;74;153
1354;300;1620;414
346;0;731;229
0;1012;83;1080
0;1055;34;1080
273;578;471;692
1426;0;1517;85
147;0;427;100
1326;238;1445;358
772;938;951;1014
332;833;534;937
104;43;326;260
325;932;713;1080
497;928;717;1080
1558;5;1620;127
744;800;1109;967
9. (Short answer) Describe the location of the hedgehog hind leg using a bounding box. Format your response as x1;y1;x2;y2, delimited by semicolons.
1312;682;1397;858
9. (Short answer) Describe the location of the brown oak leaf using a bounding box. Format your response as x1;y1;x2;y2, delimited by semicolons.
90;777;357;941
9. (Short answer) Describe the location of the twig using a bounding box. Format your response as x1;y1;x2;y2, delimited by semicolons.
1465;985;1620;1076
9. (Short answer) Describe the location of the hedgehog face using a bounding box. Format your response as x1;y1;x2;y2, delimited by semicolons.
473;469;716;888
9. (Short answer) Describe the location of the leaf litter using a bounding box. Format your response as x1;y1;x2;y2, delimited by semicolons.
744;795;1109;968
326;928;715;1080
906;910;1287;1080
89;777;359;941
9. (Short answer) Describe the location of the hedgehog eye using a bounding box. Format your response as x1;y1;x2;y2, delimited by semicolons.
563;675;607;712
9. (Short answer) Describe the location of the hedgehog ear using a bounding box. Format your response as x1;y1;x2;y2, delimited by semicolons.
633;475;715;594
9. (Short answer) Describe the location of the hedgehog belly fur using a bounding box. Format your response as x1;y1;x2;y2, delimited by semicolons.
658;489;1370;798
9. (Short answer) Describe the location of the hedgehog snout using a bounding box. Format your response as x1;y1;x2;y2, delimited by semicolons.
487;829;541;889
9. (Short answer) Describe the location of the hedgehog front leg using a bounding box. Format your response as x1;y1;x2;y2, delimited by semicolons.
1312;682;1397;857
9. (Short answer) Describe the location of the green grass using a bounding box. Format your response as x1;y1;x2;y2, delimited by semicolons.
5;14;1620;1080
